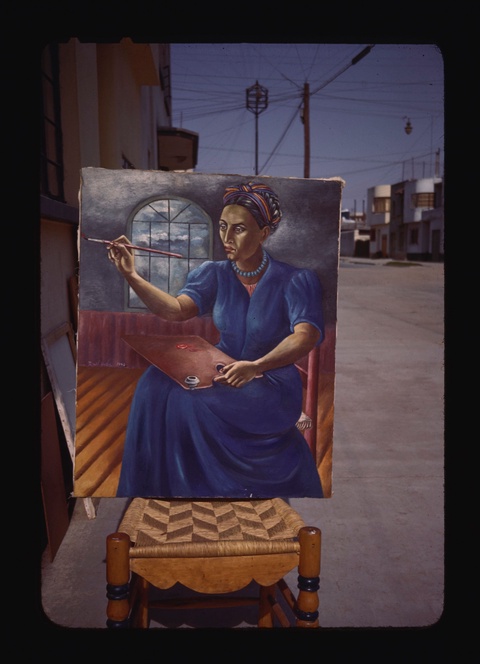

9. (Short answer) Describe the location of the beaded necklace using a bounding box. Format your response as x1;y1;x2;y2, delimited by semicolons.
231;248;268;278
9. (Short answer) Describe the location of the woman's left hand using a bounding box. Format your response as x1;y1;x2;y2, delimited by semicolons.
213;361;261;388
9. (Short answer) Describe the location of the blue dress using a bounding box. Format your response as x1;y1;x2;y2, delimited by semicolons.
117;253;325;498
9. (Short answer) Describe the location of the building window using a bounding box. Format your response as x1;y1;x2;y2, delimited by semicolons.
372;197;390;213
410;228;419;245
411;192;434;208
127;197;212;309
40;43;65;201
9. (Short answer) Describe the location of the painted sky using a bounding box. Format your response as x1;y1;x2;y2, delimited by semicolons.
170;43;444;214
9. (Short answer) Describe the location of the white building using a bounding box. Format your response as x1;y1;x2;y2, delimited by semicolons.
366;184;391;258
403;178;443;260
366;177;443;261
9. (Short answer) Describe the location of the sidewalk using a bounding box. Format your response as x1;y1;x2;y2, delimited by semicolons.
40;258;445;631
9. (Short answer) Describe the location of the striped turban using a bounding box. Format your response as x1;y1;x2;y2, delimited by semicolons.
222;182;282;233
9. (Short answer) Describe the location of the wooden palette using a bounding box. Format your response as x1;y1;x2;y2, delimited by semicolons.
122;334;236;389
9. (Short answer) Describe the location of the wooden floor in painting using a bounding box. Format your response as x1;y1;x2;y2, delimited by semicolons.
74;366;143;497
74;365;332;498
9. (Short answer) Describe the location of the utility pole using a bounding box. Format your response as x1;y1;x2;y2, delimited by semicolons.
246;81;268;175
301;45;374;179
301;82;310;179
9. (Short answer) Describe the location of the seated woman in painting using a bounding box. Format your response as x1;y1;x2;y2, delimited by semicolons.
108;182;325;498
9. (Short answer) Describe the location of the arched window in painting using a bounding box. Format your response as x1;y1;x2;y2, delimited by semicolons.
127;197;212;310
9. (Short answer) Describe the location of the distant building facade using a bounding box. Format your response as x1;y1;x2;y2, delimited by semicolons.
340;208;370;258
366;184;391;258
366;177;443;262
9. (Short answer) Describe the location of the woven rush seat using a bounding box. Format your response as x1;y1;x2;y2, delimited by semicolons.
119;497;306;558
107;497;321;628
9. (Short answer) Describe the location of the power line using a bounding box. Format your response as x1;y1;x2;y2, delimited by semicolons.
171;44;442;196
309;45;375;96
260;106;300;173
259;44;376;177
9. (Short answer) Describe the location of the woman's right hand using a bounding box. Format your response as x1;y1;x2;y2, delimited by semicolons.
107;235;135;276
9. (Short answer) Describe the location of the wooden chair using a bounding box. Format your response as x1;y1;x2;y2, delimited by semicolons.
106;497;321;628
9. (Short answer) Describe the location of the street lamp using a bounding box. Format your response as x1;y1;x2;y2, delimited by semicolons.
403;117;413;135
246;81;268;175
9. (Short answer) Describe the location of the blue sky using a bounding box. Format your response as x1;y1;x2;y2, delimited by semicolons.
170;43;444;214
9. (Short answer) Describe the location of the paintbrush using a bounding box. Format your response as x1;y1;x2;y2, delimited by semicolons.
81;233;183;258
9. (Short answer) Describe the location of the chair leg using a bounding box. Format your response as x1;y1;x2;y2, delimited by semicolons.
258;584;275;627
106;532;131;628
296;526;321;628
134;576;150;628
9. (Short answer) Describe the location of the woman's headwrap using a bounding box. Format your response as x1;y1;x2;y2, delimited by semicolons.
222;182;282;233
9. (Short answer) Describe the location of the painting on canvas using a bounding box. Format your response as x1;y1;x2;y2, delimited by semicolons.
74;168;342;499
